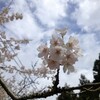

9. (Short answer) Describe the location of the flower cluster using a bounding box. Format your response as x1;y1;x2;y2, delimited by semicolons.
0;30;31;76
0;7;31;75
0;8;23;24
37;28;82;74
0;31;30;64
0;6;39;97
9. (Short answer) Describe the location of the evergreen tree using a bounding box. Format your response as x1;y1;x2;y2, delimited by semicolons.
93;53;100;83
79;54;100;100
57;84;76;100
78;74;92;100
92;53;100;100
79;74;90;85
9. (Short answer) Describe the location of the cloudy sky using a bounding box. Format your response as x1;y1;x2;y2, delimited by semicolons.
0;0;100;99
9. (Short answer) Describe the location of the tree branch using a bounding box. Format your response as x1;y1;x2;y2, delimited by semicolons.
0;76;100;100
17;82;100;100
0;77;18;100
52;68;59;91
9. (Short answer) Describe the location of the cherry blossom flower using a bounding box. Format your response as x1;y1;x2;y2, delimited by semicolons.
59;50;78;74
50;34;63;47
36;65;48;77
47;58;60;70
63;52;78;65
0;32;6;39
37;29;82;74
0;55;5;63
42;58;48;65
37;44;49;58
63;64;75;74
66;36;79;50
73;47;83;57
49;46;64;62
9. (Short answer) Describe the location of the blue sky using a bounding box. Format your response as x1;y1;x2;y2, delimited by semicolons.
0;0;100;99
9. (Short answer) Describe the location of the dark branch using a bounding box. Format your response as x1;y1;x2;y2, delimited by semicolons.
52;68;59;90
0;77;18;100
0;76;100;100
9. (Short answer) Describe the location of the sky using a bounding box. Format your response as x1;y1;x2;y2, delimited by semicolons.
0;0;100;100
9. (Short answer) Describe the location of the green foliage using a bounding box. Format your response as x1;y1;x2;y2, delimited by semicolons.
79;74;90;85
78;74;93;100
93;54;100;83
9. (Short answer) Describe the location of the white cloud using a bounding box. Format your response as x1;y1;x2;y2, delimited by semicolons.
1;0;100;99
5;0;42;39
5;0;69;39
5;13;41;39
33;0;68;27
72;0;100;32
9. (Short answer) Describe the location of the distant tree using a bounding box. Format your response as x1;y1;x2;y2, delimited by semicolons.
79;74;90;85
57;84;76;100
78;54;100;100
92;54;100;100
57;74;91;100
93;53;100;83
78;74;92;100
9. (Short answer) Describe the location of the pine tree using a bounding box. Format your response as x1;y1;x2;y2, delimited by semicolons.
93;53;100;83
92;53;100;100
78;74;92;100
57;84;76;100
